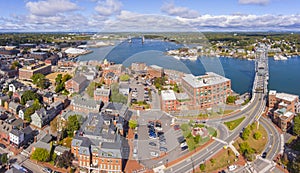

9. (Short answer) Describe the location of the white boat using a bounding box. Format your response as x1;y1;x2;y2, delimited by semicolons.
274;54;287;60
172;56;181;60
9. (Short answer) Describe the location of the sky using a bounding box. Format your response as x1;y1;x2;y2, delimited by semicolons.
0;0;299;32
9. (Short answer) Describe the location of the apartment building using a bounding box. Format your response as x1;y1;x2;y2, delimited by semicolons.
71;103;130;173
268;90;299;131
161;90;178;112
181;72;231;109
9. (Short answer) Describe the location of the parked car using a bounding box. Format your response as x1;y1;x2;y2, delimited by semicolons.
228;165;237;171
157;131;164;137
149;142;157;146
159;147;167;152
181;145;188;151
0;144;6;149
134;133;138;140
150;151;159;157
174;125;180;131
42;167;52;173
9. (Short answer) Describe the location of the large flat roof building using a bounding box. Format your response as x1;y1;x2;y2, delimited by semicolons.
181;72;231;109
19;62;51;80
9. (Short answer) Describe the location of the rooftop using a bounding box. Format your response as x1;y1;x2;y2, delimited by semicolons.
70;75;87;85
269;90;277;95
94;87;110;97
276;92;299;102
182;72;230;88
161;90;176;101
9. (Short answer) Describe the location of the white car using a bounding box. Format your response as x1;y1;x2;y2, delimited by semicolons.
228;165;237;171
180;142;187;148
150;152;159;157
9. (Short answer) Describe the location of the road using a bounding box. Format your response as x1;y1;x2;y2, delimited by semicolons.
164;93;266;173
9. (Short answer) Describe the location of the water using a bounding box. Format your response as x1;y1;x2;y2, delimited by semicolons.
78;39;300;96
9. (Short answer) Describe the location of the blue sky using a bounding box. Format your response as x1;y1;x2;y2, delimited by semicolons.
0;0;299;32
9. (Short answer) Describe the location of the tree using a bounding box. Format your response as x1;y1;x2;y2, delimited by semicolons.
55;74;63;85
31;148;50;162
86;82;102;98
31;73;49;89
1;153;8;165
129;120;138;129
253;131;262;140
239;142;255;161
210;158;216;165
55;150;74;168
120;74;130;81
226;96;236;104
66;115;80;137
199;163;206;171
62;74;72;83
241;127;251;140
294;115;300;136
21;90;41;105
24;107;35;122
7;91;13;98
55;83;64;93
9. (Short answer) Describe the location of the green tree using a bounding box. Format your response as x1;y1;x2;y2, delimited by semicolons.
1;153;8;165
226;96;236;104
62;74;72;83
241;127;251;140
55;83;64;93
199;163;206;171
294;115;300;136
86;82;102;98
253;131;262;140
129;120;138;129
239;142;255;161
210;158;216;165
55;74;63;85
24;107;35;122
21;90;41;105
31;73;49;89
55;150;74;168
120;74;130;81
31;148;50;162
7;91;13;98
66;115;80;137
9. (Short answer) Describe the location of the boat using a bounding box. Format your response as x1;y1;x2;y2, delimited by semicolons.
274;54;288;60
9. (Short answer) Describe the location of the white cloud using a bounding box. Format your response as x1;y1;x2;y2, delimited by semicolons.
102;11;195;32
26;0;80;16
161;3;200;19
238;0;270;5
95;0;122;16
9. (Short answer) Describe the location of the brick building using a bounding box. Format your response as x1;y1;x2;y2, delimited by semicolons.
71;103;130;173
65;75;89;94
181;72;231;109
268;90;299;131
19;62;51;80
94;87;110;103
147;65;164;78
161;90;178;112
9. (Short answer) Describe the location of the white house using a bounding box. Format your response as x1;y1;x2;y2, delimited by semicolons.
9;129;24;147
119;82;130;96
31;108;48;128
18;108;26;120
8;84;16;92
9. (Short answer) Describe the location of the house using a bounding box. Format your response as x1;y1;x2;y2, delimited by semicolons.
147;65;164;78
54;145;70;156
94;87;110;103
18;108;26;120
70;96;102;114
30;108;48;128
43;92;54;104
119;82;130;96
103;72;118;85
0;95;9;107
65;75;89;94
8;102;22;115
9;129;24;148
161;90;178;112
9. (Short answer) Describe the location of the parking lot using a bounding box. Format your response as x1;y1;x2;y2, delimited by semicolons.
134;110;188;164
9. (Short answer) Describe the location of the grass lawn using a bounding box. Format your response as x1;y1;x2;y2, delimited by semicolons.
224;117;245;130
201;149;236;172
223;110;234;115
233;123;268;154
